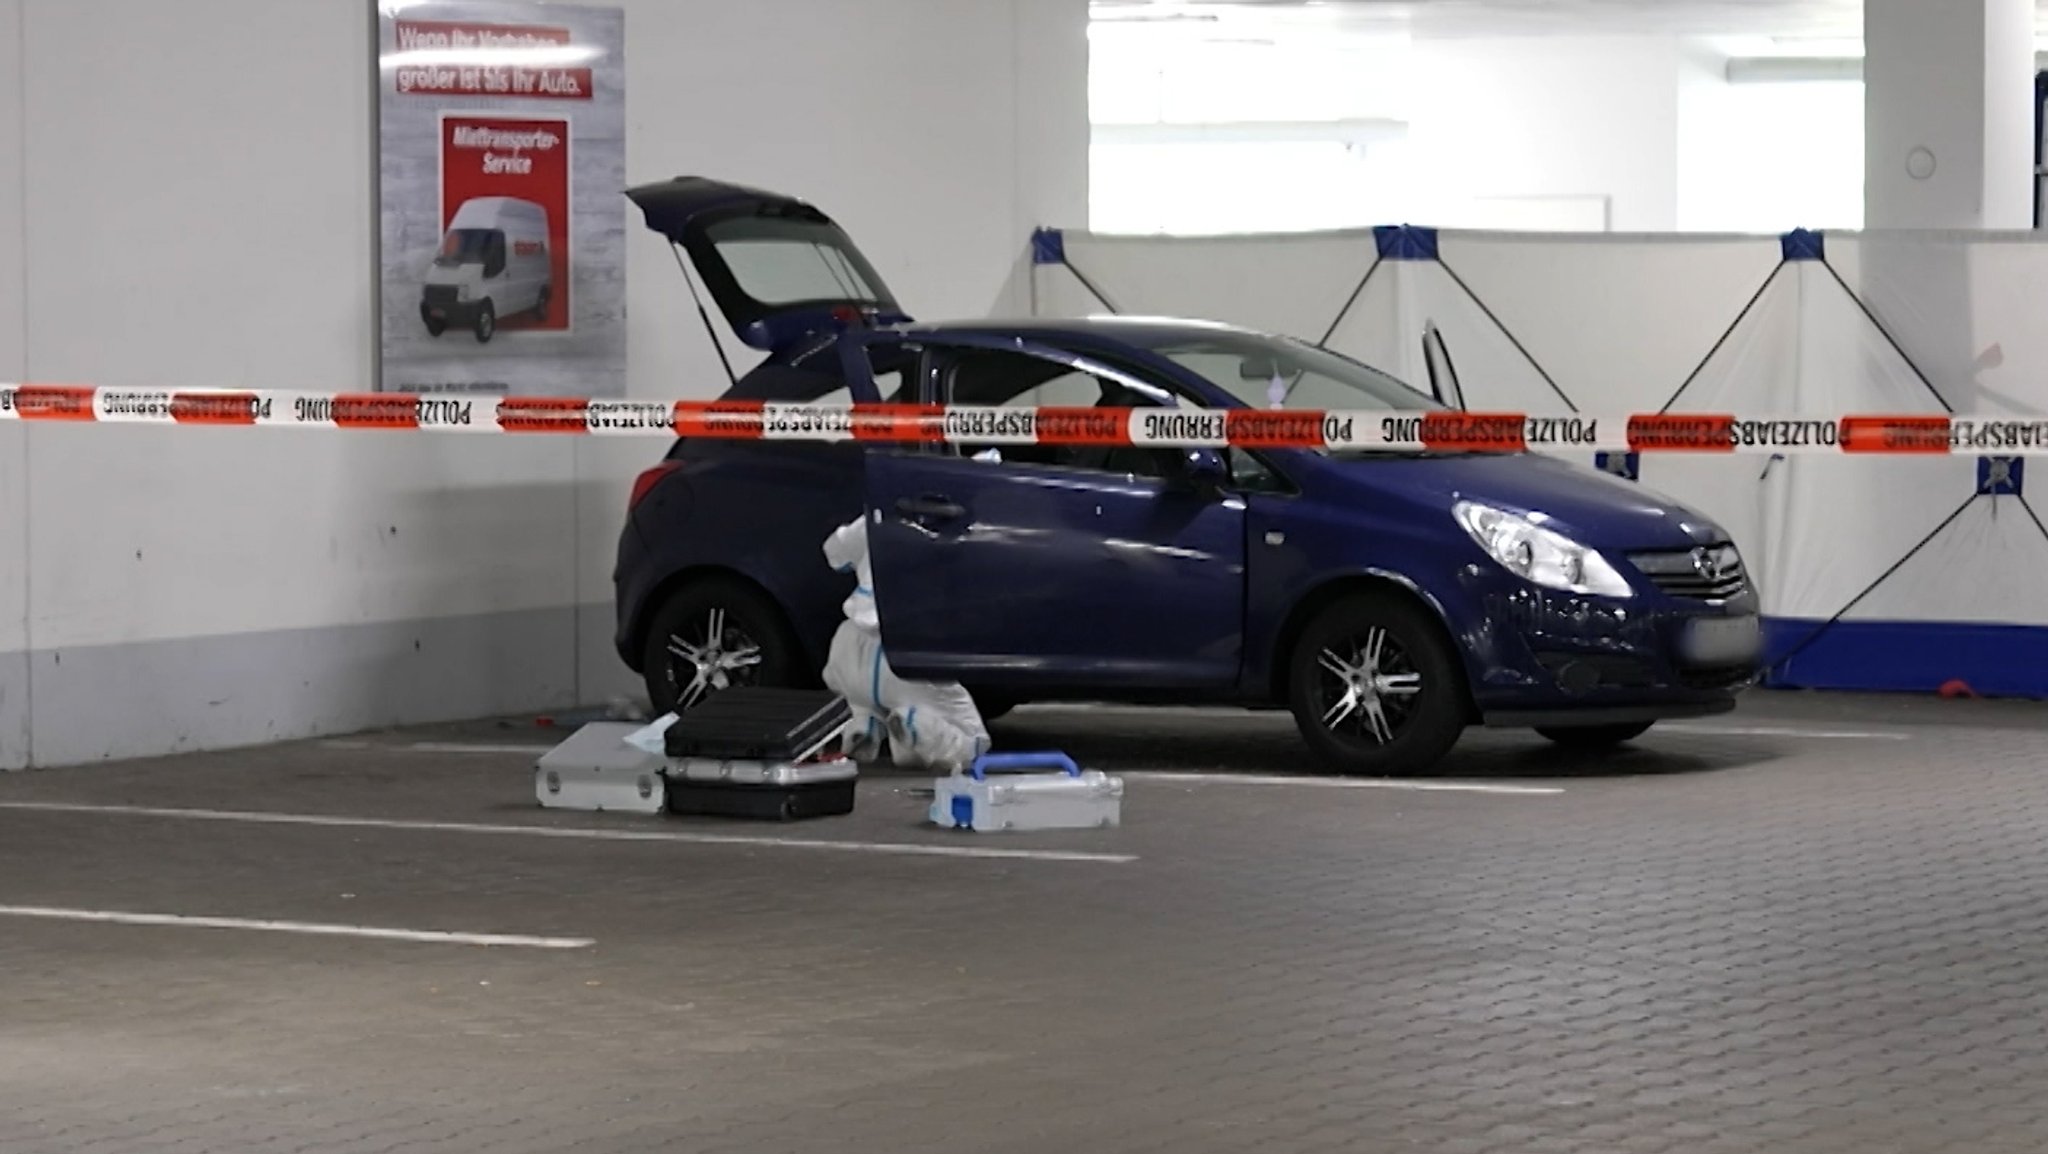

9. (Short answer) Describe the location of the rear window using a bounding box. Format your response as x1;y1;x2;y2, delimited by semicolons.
705;217;886;307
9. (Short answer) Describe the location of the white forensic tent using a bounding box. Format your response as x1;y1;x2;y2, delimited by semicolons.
1028;224;2048;697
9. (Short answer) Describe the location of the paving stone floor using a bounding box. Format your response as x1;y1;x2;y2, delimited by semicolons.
3;691;2047;1153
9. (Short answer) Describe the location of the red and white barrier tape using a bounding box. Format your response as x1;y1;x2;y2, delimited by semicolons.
3;384;2047;455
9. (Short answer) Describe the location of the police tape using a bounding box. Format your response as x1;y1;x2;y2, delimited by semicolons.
5;384;2048;454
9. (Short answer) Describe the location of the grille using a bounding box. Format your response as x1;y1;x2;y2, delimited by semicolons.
1628;544;1749;602
1536;652;1657;689
422;285;461;308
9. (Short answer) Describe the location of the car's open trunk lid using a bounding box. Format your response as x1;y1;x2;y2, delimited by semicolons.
625;175;909;353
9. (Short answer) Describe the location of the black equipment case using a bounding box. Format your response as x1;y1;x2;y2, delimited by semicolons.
660;688;857;821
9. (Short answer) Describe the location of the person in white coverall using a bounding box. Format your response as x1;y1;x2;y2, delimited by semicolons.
820;514;990;771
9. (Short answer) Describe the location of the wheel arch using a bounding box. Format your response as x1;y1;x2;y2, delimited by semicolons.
627;563;820;680
1267;569;1479;719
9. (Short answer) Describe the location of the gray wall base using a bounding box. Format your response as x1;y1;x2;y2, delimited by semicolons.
6;606;587;769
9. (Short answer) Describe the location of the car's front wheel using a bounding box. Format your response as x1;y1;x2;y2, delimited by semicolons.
640;578;803;717
1286;589;1468;776
1534;721;1654;748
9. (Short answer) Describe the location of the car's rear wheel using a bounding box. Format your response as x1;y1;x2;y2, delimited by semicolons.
1286;589;1468;776
1534;721;1655;748
640;578;804;717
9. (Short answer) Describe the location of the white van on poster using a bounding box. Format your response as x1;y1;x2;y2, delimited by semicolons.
375;1;625;397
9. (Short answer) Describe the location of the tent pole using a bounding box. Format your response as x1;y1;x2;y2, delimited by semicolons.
1314;255;1383;348
1060;259;1122;315
1766;490;1977;675
1434;258;1579;413
1816;258;1954;413
2017;492;2048;546
1655;260;1786;414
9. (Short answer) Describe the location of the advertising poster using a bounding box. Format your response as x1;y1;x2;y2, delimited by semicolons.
376;1;625;397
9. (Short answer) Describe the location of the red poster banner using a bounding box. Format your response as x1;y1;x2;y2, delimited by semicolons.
434;115;572;334
391;19;592;100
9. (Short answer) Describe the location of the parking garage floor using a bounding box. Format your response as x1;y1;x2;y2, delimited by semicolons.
4;692;2048;1154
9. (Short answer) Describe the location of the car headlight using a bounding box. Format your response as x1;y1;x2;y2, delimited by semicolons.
1453;500;1633;598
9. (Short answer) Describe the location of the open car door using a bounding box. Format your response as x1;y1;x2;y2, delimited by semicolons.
859;336;1248;691
625;175;911;355
1421;321;1466;411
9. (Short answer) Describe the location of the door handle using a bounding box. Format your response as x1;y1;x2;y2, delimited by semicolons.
896;495;965;520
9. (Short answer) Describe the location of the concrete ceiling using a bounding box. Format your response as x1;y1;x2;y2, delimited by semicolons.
1090;1;2045;41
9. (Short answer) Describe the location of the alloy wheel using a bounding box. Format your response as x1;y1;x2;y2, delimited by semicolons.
665;606;764;711
1312;626;1424;745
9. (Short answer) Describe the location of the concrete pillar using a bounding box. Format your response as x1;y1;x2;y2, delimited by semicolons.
999;0;1089;316
1863;0;2035;229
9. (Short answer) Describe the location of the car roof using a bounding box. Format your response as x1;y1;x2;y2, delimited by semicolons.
894;315;1265;350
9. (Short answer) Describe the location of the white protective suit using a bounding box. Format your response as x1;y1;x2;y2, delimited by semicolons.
820;515;990;771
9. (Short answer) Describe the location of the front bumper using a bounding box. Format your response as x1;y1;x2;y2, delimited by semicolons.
1451;563;1762;726
420;294;483;325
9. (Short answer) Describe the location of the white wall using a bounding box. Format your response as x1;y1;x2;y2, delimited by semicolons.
4;0;1087;768
0;0;28;769
1084;31;1685;235
1677;59;1865;233
1087;29;1418;234
1405;36;1684;232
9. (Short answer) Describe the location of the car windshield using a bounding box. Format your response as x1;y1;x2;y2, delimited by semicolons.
1151;332;1445;415
434;228;496;267
1149;331;1484;458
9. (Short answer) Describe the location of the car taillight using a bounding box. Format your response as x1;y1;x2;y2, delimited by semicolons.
629;461;681;511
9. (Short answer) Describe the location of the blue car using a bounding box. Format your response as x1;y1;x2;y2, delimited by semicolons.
613;177;1762;775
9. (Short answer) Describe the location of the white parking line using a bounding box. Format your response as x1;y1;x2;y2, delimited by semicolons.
1656;724;1911;740
0;904;594;949
328;739;1559;794
0;802;1137;864
1126;772;1563;795
320;740;554;755
407;742;558;755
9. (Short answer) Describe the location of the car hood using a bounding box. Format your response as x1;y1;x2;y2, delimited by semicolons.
1323;451;1729;550
423;263;477;286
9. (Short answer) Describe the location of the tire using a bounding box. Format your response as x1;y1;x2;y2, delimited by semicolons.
639;578;805;718
473;300;496;343
1286;589;1469;776
1534;721;1654;749
421;309;446;338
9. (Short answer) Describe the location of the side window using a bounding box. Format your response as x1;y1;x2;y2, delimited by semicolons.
941;349;1183;479
866;371;908;405
1008;370;1100;410
861;342;922;405
1225;447;1289;494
